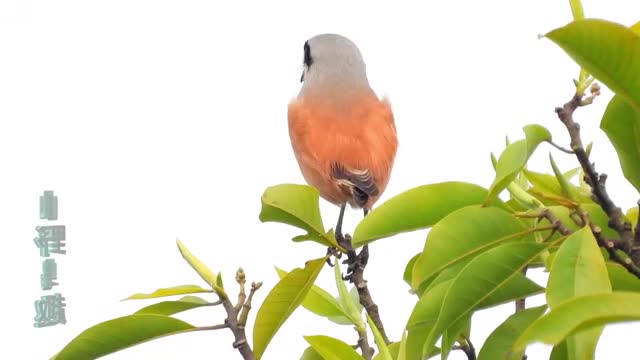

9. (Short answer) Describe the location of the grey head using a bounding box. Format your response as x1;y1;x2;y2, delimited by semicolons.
298;34;373;97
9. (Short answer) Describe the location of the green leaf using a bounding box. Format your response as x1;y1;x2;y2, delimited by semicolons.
549;153;578;202
352;182;506;247
304;335;364;360
275;266;349;324
253;257;327;360
300;347;324;360
373;342;401;360
424;242;550;354
367;313;392;360
403;253;421;289
259;184;338;248
406;259;543;359
608;263;640;292
485;124;552;205
53;315;195;360
478;305;547;360
550;341;570;360
546;227;612;359
523;169;591;205
334;261;365;329
123;285;212;300
600;95;640;193
514;292;640;350
396;331;408;360
134;296;209;315
568;0;584;21
176;239;221;293
546;19;640;110
440;315;470;359
412;205;530;289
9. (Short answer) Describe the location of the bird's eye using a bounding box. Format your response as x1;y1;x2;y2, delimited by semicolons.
303;41;313;68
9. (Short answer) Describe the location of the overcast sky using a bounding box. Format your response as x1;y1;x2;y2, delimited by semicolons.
2;1;640;359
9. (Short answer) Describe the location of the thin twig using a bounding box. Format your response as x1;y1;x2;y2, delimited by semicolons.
547;140;575;154
453;335;476;360
212;268;261;360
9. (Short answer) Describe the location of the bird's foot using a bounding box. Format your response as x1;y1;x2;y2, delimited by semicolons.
325;246;342;266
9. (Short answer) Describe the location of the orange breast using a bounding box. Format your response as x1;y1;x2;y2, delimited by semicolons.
287;94;398;209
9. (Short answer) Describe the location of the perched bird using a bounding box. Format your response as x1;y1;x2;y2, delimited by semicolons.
287;33;398;251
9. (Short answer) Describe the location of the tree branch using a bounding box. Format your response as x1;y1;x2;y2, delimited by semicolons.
555;85;640;267
342;238;391;345
214;268;261;360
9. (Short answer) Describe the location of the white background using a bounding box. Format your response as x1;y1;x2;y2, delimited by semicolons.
1;1;640;359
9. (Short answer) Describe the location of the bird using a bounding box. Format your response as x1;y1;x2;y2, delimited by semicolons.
287;33;398;260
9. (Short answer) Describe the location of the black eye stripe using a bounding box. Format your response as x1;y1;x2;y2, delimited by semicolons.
303;41;313;67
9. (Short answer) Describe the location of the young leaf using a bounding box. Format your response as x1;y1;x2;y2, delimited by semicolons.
600;95;640;193
275;266;350;324
477;305;547;360
546;19;640;110
176;239;221;293
423;242;550;354
134;296;209;316
514;292;640;351
367;313;392;360
485;124;552;205
53;315;196;360
352;181;507;247
123;285;212;300
304;335;364;360
546;227;612;359
549;153;578;201
334;261;364;329
259;184;339;248
253;256;327;360
411;205;530;290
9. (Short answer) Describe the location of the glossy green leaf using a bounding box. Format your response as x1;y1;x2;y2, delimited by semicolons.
524;169;591;205
304;335;364;360
134;296;209;315
54;315;195;360
123;285;212;300
352;182;506;247
406;259;543;360
259;184;339;248
546;227;611;359
424;242;550;353
608;263;640;292
275;266;349;324
396;331;408;360
253;257;327;360
412;205;530;289
601;95;640;193
176;239;221;293
515;292;640;350
367;313;392;360
549;153;578;202
478;305;547;360
546;19;640;110
626;206;638;231
485;124;552;205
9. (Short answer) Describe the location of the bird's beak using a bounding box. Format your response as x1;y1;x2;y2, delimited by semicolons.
300;70;305;82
